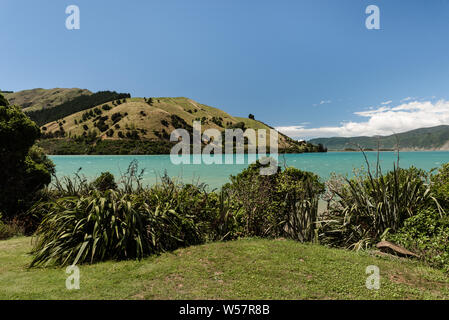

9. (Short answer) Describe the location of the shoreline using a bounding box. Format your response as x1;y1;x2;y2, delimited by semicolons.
327;149;449;152
46;150;449;156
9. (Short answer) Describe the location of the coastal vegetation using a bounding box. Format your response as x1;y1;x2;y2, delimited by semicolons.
27;160;324;267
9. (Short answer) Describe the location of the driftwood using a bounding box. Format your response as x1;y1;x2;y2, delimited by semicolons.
376;241;419;258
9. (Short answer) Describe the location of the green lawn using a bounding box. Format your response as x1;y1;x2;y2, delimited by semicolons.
1;237;448;299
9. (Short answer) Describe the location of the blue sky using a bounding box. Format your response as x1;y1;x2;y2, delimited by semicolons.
2;0;449;139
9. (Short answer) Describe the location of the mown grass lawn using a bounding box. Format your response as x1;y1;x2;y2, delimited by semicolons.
1;237;448;300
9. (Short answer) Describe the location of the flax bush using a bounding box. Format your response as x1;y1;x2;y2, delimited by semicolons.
319;155;436;250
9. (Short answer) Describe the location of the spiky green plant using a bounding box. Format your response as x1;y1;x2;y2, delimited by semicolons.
319;149;439;249
29;174;218;267
277;167;323;242
30;190;151;266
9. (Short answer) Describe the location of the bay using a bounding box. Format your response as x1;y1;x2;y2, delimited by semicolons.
49;151;449;190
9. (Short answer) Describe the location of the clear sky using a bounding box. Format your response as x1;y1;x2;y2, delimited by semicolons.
2;0;449;139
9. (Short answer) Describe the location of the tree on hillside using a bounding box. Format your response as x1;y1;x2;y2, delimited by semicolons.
0;94;8;107
0;93;54;221
248;114;255;120
317;143;327;153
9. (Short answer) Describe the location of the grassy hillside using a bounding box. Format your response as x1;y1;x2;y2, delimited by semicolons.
4;88;92;112
1;237;448;299
40;97;315;154
309;125;449;151
26;91;130;126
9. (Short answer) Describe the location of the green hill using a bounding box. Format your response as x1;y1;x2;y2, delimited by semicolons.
3;88;323;154
38;96;319;154
26;90;130;126
4;88;92;112
309;125;449;151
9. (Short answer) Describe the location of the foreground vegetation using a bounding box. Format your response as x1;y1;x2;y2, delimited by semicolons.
27;160;324;267
2;237;449;299
2;91;449;300
12;156;448;275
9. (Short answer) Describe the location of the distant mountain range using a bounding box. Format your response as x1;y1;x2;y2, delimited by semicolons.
309;125;449;151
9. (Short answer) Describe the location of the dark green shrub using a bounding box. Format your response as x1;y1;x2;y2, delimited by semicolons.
211;116;223;127
126;130;139;140
225;159;324;240
228;122;246;130
106;129;114;137
0;95;54;220
91;172;118;191
431;163;449;209
388;208;449;272
96;120;109;132
111;112;122;124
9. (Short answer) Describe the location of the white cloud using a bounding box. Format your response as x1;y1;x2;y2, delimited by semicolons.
276;99;449;140
381;100;392;105
320;100;331;105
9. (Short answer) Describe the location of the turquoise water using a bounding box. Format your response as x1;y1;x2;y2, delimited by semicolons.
49;152;449;189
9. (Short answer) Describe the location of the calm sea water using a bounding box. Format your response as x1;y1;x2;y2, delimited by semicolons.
49;152;449;190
